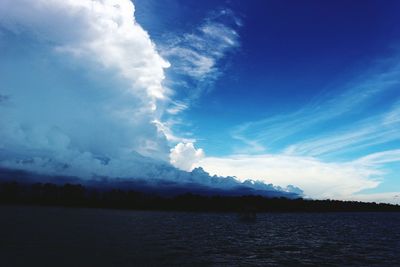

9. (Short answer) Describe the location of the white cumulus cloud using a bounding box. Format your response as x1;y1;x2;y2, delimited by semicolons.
170;142;204;171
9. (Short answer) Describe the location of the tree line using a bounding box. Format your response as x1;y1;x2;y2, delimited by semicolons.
1;181;399;212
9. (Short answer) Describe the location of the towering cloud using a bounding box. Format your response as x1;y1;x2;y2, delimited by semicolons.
0;0;171;176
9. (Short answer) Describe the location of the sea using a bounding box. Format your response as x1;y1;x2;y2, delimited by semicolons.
1;206;399;266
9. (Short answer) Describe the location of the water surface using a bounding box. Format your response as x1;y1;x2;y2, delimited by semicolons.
1;206;399;266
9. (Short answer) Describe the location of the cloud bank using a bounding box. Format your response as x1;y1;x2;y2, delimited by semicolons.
197;149;400;203
197;154;377;199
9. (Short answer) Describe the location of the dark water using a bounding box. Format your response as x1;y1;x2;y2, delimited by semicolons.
1;206;399;266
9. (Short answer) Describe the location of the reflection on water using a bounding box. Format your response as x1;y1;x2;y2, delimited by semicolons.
1;206;399;266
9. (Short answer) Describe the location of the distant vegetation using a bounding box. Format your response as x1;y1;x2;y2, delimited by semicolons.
1;181;399;212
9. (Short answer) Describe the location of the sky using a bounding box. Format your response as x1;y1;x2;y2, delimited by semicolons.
0;0;399;203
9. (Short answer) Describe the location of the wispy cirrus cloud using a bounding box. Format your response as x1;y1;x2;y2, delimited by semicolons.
232;58;400;157
166;100;188;115
355;149;400;166
284;103;400;158
161;8;241;101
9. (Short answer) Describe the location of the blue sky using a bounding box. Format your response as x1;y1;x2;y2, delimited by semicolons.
0;0;399;203
135;0;400;154
135;0;400;201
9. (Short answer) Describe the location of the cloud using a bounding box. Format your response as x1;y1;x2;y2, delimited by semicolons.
218;52;400;203
232;59;400;155
166;101;188;115
161;8;240;100
284;103;400;158
196;153;392;200
153;119;195;143
0;0;170;104
170;142;204;171
164;13;239;80
156;8;242;151
355;149;400;165
0;0;297;199
0;0;172;176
